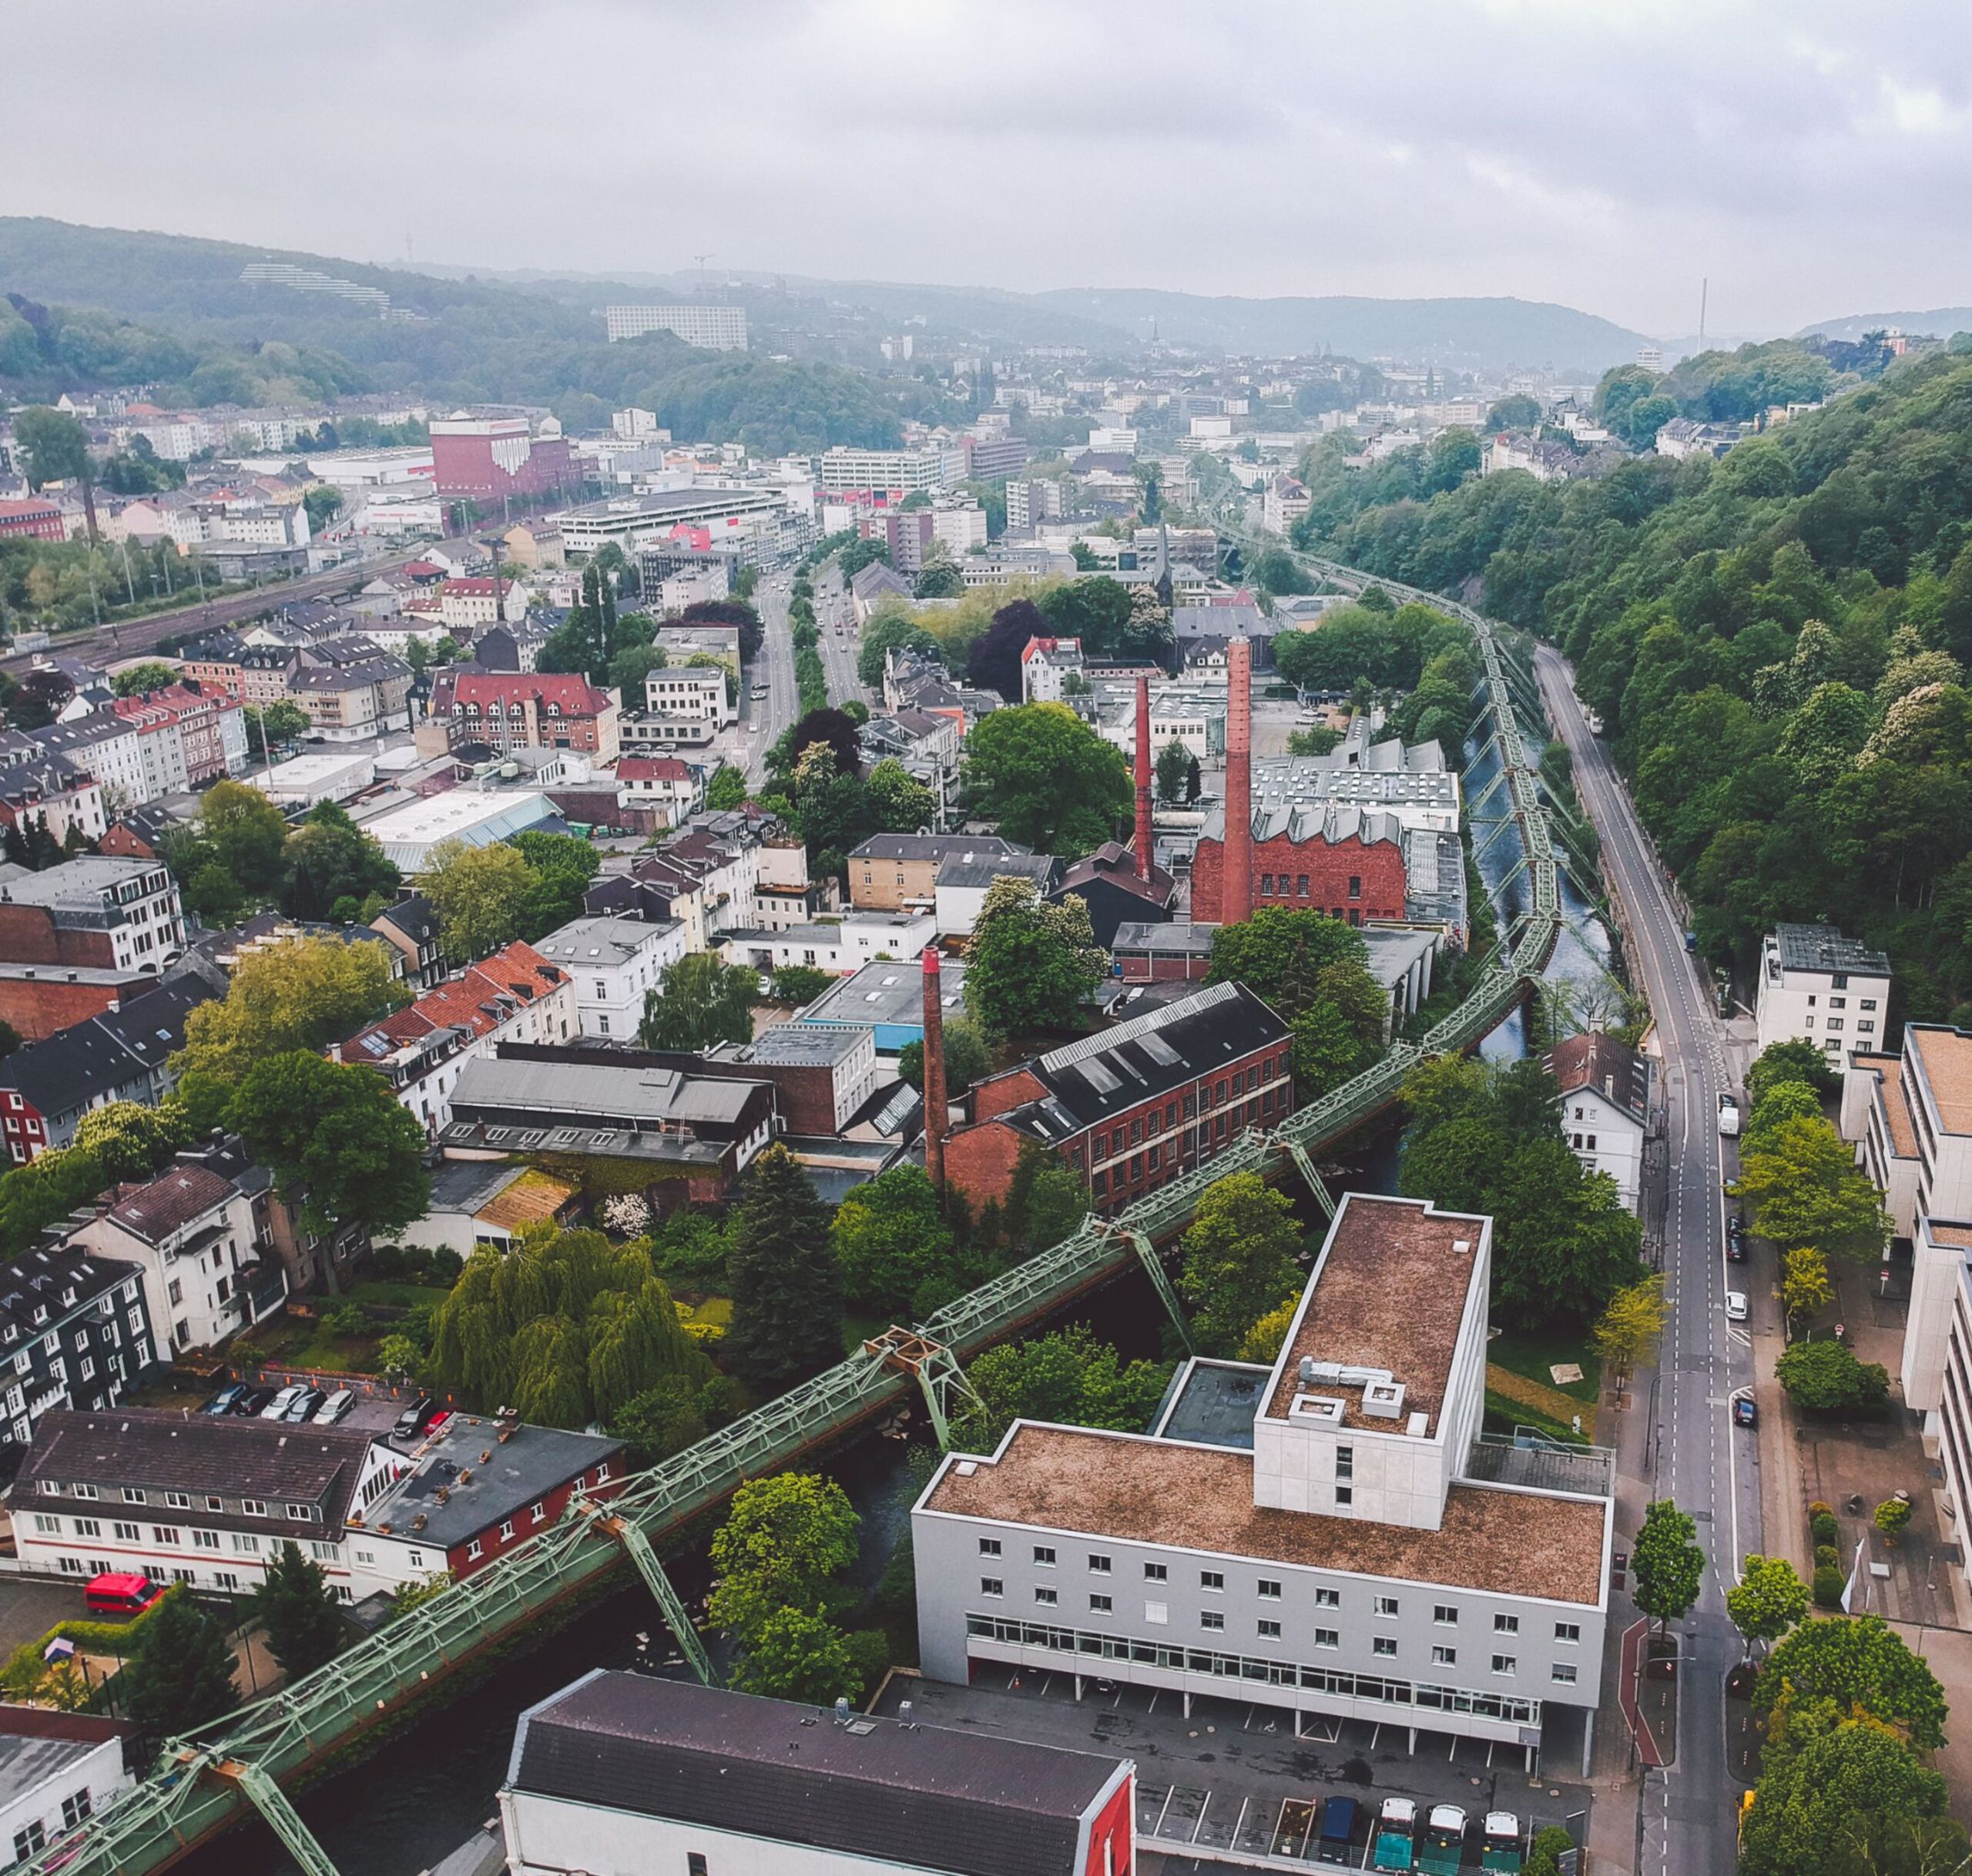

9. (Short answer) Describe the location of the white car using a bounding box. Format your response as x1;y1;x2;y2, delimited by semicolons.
260;1384;307;1420
1724;1291;1749;1322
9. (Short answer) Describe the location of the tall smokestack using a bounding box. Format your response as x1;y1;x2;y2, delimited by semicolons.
1133;672;1153;881
1223;638;1253;924
921;946;947;1198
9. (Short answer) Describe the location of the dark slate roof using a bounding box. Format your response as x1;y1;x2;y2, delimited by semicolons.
981;980;1288;1144
508;1672;1121;1876
935;850;1061;893
0;1242;141;1352
0;978;212;1123
9;1409;380;1542
1543;1031;1652;1127
102;1164;236;1245
374;893;439;948
354;1412;620;1550
1773;922;1891;977
1050;840;1175;907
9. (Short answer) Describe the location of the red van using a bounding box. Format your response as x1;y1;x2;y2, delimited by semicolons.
84;1571;165;1620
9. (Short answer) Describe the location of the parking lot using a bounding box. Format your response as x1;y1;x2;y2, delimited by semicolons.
873;1667;1589;1872
198;1384;426;1443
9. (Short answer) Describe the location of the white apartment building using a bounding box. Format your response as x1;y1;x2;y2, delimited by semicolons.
534;915;690;1040
644;666;735;729
1021;636;1085;705
931;503;988;558
1843;1048;1923;1242
603;305;749;350
1088;427;1139;454
68;1163;288;1357
1755;924;1892;1064
32;713;148;814
615;756;705;828
914;1194;1612;1760
816;448;951;494
0;1710;135;1866
557;487;797;562
0;857;185;973
1544;1033;1652;1214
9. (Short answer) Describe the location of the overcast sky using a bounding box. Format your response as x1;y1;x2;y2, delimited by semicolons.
8;1;1972;338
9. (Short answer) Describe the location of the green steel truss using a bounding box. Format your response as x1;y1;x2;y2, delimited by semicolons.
24;553;1562;1876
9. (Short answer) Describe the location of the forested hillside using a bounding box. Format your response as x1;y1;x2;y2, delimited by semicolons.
0;217;931;449
1293;340;1972;1025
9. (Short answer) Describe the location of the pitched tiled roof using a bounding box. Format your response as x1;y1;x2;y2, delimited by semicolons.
0;980;213;1124
103;1164;236;1244
616;756;692;782
339;941;565;1065
432;672;612;717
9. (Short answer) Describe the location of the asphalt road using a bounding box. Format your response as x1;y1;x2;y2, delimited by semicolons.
1;546;421;673
744;574;801;786
811;564;869;709
1535;643;1761;1876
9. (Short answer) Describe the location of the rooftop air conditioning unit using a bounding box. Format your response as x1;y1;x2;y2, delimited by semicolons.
1362;1381;1407;1420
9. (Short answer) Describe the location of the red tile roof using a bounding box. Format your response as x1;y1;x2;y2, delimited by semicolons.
617;756;692;782
438;672;614;716
340;940;565;1064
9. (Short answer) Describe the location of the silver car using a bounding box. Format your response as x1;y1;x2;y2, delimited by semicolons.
260;1384;306;1419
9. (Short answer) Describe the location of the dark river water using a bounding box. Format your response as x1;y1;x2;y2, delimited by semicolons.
190;723;1585;1876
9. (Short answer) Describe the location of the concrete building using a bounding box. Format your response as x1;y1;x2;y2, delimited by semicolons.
943;983;1290;1212
354;788;559;875
533;915;689;1040
614;755;704;828
1843;1049;1922;1242
1543;1033;1652;1214
721;912;937;979
0;1710;135;1866
798;958;969;1059
1755;924;1892;1064
603;304;749;349
643;666;735;731
428;417;579;506
497;1673;1134;1876
817;447;951;495
936;849;1061;937
914;1194;1611;1757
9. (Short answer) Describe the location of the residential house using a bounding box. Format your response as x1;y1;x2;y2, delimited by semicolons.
1020;636;1085;705
287;648;414;742
369;895;447;990
721;911;937;979
96;804;182;863
0;1709;135;1866
0;857;186;975
0;1244;155;1451
332;940;577;1137
1048;842;1178;949
615;756;703;828
935;849;1061;937
533;915;689;1040
1544;1031;1652;1214
67;1161;287;1356
435;577;525;635
0;980;210;1164
31;713;149;816
848;834;1031;914
0;757;106;851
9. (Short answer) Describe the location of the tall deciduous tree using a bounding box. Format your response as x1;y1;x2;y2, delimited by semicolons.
1632;1499;1704;1636
280;801;399;921
14;406;97;540
964;876;1106;1038
1178;1171;1303;1357
968;1325;1172;1443
1726;1554;1810;1654
962;703;1132;856
725;1145;843;1392
173;935;409;1130
423;837;535;962
1752;1615;1948;1748
1593;1274;1668;1374
1736;1116;1890;1262
229;1052;431;1250
830;1164;962;1318
1739;1720;1954;1876
640;952;758;1051
707;1472;860;1641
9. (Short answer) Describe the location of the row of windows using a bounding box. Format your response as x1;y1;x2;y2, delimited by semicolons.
1256;873;1366;900
37;1486;319;1521
964;1614;1545;1724
983;1542;1581;1641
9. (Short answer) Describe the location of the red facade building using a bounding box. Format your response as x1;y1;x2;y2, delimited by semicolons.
0;499;66;542
942;980;1290;1211
1190;803;1407;927
429;417;579;505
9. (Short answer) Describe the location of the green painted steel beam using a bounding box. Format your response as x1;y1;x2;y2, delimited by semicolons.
576;1499;716;1686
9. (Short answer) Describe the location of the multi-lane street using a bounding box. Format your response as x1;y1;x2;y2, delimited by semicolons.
1535;643;1761;1876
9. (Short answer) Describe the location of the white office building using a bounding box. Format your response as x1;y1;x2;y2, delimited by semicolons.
913;1194;1612;1762
1754;924;1892;1064
816;448;951;494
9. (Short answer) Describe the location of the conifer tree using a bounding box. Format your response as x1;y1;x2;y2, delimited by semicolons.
251;1541;347;1680
119;1593;239;1740
726;1145;843;1392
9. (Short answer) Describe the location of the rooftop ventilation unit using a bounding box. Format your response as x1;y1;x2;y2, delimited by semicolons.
1362;1380;1407;1420
1290;1393;1347;1423
1299;1359;1394;1389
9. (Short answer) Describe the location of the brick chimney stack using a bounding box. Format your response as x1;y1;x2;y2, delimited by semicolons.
921;946;947;1196
1133;672;1154;880
1223;637;1253;924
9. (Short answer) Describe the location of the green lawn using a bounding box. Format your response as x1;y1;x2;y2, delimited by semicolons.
1487;1325;1601;1405
340;1280;447;1312
1483;1391;1591;1449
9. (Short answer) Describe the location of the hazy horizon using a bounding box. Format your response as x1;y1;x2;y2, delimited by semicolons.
7;2;1972;341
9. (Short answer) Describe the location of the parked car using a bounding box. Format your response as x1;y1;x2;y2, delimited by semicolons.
394;1395;439;1441
260;1385;307;1420
233;1386;275;1416
314;1389;356;1425
84;1572;166;1620
425;1410;454;1440
1718;1093;1741;1137
1724;1291;1749;1322
283;1387;326;1423
1732;1396;1759;1429
204;1385;246;1416
1726;1232;1746;1264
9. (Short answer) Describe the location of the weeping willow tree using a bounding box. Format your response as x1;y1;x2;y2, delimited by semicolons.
427;1227;711;1428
